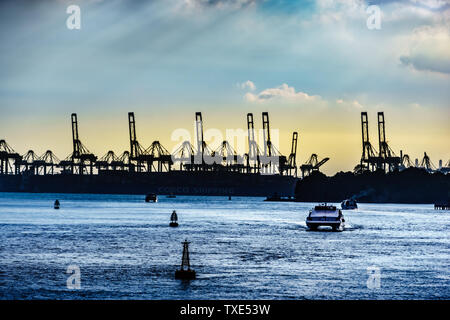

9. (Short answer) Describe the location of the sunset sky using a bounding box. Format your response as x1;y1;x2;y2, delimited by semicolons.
0;0;449;175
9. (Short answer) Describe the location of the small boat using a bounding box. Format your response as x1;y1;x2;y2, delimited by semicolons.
341;199;358;210
306;204;345;231
54;200;60;210
170;210;179;227
175;240;196;280
145;193;157;203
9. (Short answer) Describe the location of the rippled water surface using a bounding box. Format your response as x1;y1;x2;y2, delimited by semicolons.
0;193;449;299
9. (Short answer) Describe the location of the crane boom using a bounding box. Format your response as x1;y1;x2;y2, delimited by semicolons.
262;112;271;157
128;112;138;159
195;112;204;164
71;113;80;159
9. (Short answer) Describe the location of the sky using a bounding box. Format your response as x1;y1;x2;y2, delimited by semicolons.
0;0;449;175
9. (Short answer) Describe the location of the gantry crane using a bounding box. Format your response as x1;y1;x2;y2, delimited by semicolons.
18;150;60;175
399;150;412;170
287;132;298;177
377;112;401;171
37;150;60;175
145;141;173;172
300;154;329;178
420;152;436;172
212;140;244;172
195;112;204;166
172;141;196;171
261;112;287;174
116;151;131;171
96;151;119;171
246;113;260;173
0;140;21;175
19;150;39;173
360;111;378;171
128;112;161;172
192;112;214;171
128;112;146;171
69;113;97;175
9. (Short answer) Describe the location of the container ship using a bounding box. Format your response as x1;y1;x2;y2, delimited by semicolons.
0;112;299;197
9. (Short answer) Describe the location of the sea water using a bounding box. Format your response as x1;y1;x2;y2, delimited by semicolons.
0;193;448;299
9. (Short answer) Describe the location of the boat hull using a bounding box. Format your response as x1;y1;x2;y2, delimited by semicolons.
306;216;345;231
306;221;344;228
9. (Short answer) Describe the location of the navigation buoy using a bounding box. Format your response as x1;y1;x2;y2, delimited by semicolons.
170;210;179;227
145;193;157;203
54;200;60;210
175;240;196;280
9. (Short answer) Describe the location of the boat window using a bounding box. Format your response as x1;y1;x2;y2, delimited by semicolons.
310;210;339;217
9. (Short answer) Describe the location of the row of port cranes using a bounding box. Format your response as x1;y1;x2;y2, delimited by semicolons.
1;112;311;177
2;111;448;177
129;111;300;175
356;111;449;174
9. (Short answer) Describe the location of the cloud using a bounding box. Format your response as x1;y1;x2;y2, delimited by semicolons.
400;55;450;74
336;98;364;109
410;0;450;9
243;82;368;114
313;0;367;24
244;83;322;103
181;0;259;10
238;80;256;91
400;26;450;74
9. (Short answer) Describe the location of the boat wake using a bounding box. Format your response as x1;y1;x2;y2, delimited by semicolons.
343;224;364;231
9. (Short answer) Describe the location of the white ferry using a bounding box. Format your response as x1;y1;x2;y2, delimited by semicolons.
306;204;345;231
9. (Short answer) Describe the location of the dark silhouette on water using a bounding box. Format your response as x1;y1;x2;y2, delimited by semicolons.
0;112;298;197
341;198;358;210
170;210;178;227
295;167;450;204
54;200;60;209
175;240;196;280
264;192;280;201
145;193;157;202
434;201;450;210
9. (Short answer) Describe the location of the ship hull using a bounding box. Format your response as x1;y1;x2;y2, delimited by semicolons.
0;171;298;197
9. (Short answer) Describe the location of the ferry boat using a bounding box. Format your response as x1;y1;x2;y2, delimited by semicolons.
341;199;357;210
306;204;345;231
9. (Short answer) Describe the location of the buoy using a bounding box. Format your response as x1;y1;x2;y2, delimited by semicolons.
54;200;60;210
228;196;232;200
145;193;157;203
175;240;196;280
170;210;179;227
